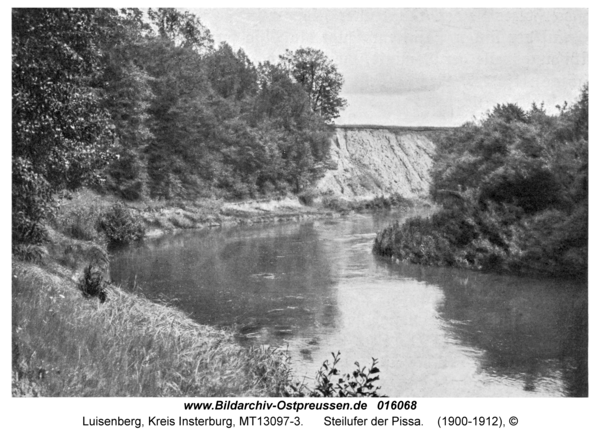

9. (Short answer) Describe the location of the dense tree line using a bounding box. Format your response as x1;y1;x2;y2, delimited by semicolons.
13;8;345;245
375;86;588;278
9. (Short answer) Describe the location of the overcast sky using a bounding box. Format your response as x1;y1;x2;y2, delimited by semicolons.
189;8;588;127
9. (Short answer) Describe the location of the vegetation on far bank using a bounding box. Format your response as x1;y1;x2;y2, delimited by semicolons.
374;87;588;278
320;192;421;213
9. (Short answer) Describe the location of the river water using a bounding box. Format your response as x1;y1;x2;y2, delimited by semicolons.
110;210;587;397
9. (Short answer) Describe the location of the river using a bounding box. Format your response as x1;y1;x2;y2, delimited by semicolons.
110;209;587;397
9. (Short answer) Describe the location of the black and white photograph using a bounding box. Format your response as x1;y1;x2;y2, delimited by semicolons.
10;4;589;413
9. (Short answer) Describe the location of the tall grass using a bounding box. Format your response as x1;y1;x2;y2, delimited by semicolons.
12;263;292;397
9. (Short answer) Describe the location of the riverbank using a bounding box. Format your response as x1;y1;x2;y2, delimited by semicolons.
14;189;415;396
53;189;425;240
53;189;348;241
12;254;293;396
138;196;343;239
13;190;304;396
373;204;587;279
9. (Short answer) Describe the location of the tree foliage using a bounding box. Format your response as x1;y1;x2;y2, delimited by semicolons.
147;8;213;53
279;47;347;123
98;10;154;200
12;9;115;244
375;85;588;278
13;8;344;246
205;43;258;101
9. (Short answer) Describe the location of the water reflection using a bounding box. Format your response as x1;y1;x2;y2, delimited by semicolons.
110;211;587;397
375;260;588;397
111;222;342;344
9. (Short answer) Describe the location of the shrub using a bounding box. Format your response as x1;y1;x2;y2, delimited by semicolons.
375;89;588;278
298;187;319;206
389;193;414;208
288;352;384;397
98;203;145;245
78;264;108;303
13;244;45;263
169;214;194;229
54;201;103;242
321;195;351;213
12;157;52;245
322;193;414;213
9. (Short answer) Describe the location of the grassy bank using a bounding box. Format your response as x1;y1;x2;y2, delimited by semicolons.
53;189;347;240
12;257;294;396
53;189;423;241
13;189;299;396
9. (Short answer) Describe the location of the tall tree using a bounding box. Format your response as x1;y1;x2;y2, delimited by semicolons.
141;12;216;199
13;8;115;244
98;9;154;200
279;47;347;123
253;62;332;192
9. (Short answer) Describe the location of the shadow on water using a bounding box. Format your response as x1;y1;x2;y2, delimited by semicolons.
374;258;588;397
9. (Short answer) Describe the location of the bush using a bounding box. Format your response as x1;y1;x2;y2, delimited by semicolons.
321;195;351;213
322;193;414;213
12;157;52;246
288;352;384;397
98;203;145;245
298;187;319;206
13;244;45;263
375;89;588;279
78;264;108;303
54;201;103;242
389;193;415;208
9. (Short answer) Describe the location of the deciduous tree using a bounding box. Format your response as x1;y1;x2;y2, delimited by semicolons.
279;47;347;123
13;8;115;244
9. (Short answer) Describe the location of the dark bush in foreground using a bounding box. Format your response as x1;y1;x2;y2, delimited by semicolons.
288;352;384;397
78;264;108;303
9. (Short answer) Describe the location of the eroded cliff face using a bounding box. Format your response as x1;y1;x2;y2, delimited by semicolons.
317;126;444;199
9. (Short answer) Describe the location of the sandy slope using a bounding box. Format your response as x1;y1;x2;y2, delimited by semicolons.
318;126;442;199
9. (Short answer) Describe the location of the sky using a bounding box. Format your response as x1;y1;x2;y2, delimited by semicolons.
188;8;588;127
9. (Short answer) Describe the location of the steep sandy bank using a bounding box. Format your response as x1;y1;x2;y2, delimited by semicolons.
318;126;449;199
